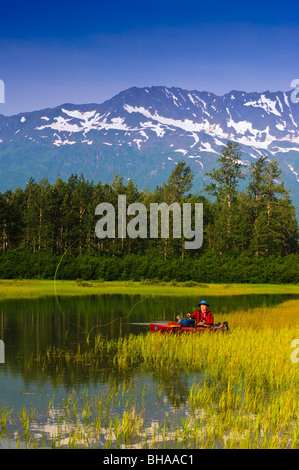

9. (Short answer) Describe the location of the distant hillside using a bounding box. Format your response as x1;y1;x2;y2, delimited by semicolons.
0;85;298;211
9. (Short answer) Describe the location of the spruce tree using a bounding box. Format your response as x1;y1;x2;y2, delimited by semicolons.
165;160;194;202
204;141;244;208
204;141;244;254
248;156;298;255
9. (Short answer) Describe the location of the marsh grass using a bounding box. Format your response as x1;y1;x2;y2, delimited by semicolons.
0;279;298;300
2;299;299;449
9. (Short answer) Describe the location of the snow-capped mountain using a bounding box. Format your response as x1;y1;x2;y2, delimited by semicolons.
0;86;298;209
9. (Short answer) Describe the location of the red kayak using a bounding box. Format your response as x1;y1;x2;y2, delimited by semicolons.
149;321;229;333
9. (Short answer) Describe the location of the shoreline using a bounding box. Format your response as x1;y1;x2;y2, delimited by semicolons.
0;279;298;300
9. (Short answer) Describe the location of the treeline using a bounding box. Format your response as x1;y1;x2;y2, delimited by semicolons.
0;141;298;282
0;250;297;284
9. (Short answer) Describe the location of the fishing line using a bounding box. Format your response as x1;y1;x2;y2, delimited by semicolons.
85;294;151;343
54;240;151;343
54;238;87;334
54;240;199;341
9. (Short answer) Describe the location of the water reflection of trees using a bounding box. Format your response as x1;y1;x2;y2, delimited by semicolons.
1;294;295;355
0;293;296;392
153;370;191;408
13;347;195;412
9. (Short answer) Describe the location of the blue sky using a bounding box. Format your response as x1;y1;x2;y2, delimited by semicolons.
0;0;299;115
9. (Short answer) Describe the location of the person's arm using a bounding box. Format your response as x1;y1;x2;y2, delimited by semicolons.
190;311;198;320
204;312;214;325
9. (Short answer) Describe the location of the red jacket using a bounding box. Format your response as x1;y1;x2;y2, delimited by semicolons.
190;309;214;325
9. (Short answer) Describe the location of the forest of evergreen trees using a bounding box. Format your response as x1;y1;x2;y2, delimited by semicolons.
0;142;298;283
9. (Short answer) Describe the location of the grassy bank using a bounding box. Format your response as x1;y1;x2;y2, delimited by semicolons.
3;299;299;449
0;279;298;300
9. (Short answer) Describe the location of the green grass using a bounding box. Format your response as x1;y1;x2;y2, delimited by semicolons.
1;281;299;449
0;279;298;300
6;298;299;449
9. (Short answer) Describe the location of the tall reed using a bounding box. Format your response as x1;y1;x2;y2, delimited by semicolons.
2;299;299;449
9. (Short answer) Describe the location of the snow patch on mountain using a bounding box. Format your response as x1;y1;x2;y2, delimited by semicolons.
124;104;222;136
174;149;188;155
244;94;281;116
288;164;299;181
53;133;76;146
0;86;298;215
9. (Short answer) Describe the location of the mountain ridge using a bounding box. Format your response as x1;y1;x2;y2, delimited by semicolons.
0;85;298;213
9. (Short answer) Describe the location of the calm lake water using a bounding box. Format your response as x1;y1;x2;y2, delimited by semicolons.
0;293;297;448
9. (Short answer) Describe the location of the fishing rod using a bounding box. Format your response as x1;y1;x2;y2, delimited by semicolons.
54;240;202;340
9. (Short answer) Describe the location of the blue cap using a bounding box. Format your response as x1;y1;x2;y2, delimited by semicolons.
199;300;209;306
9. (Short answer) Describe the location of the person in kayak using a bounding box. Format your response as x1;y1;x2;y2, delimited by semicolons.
177;300;214;327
